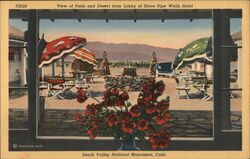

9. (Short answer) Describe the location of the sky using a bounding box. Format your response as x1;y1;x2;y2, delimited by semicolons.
9;18;241;49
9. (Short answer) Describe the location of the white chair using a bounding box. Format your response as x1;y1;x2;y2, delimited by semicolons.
175;76;191;99
47;79;65;100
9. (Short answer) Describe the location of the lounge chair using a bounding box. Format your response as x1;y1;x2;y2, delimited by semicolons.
47;79;75;100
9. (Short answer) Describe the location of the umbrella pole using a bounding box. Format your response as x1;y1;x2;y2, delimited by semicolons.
62;58;65;80
52;62;55;78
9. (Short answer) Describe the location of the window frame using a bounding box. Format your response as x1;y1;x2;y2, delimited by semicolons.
9;9;242;151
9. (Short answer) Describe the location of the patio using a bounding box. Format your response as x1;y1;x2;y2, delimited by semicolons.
9;76;242;137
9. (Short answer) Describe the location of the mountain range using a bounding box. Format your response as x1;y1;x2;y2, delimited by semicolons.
83;41;179;62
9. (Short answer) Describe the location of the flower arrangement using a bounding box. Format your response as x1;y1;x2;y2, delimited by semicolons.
75;79;171;150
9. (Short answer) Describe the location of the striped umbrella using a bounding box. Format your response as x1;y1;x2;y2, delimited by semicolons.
70;47;97;65
39;36;87;68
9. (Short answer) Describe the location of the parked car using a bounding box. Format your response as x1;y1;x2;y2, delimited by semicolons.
155;62;175;78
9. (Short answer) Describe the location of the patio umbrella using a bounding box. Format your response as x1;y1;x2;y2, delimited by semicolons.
39;36;86;68
172;37;212;70
172;36;238;70
70;47;97;66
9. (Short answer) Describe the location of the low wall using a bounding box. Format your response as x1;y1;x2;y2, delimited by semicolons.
104;75;155;91
9;109;242;137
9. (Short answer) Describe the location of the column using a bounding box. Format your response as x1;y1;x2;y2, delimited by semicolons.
213;10;231;134
28;10;39;139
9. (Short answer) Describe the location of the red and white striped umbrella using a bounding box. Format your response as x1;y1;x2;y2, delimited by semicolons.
70;47;97;65
39;36;87;68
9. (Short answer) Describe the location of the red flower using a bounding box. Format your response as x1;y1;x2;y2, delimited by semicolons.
85;104;97;117
144;95;153;101
106;114;118;127
119;112;132;124
154;112;171;125
103;89;113;104
76;88;88;103
129;105;141;117
146;104;156;114
155;114;166;125
75;80;171;149
122;121;136;134
74;112;83;122
149;130;171;149
111;88;119;96
156;100;170;113
87;128;98;139
91;118;102;128
116;98;126;107
137;120;149;131
137;98;148;107
120;91;129;101
143;91;153;101
164;112;171;122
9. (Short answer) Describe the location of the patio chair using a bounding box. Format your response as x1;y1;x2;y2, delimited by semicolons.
47;79;66;99
175;76;191;99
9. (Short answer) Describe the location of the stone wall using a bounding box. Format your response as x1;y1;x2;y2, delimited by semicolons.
9;109;242;137
104;75;155;91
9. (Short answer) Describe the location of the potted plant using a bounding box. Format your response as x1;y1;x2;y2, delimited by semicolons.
74;79;171;150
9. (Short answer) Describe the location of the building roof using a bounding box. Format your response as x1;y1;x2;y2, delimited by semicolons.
9;25;24;41
232;31;242;41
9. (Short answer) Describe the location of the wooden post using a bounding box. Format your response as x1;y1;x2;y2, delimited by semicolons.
213;10;232;141
220;10;231;130
27;10;39;139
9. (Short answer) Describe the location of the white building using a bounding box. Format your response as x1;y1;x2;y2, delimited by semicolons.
9;25;27;86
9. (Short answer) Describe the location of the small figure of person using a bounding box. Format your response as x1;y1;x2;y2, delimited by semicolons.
100;51;110;76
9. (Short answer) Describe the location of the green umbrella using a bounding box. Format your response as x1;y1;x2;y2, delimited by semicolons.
172;37;212;70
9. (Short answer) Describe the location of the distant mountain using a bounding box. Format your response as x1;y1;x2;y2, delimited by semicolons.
83;42;178;62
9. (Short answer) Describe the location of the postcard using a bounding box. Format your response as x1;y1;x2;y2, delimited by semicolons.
1;0;250;159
